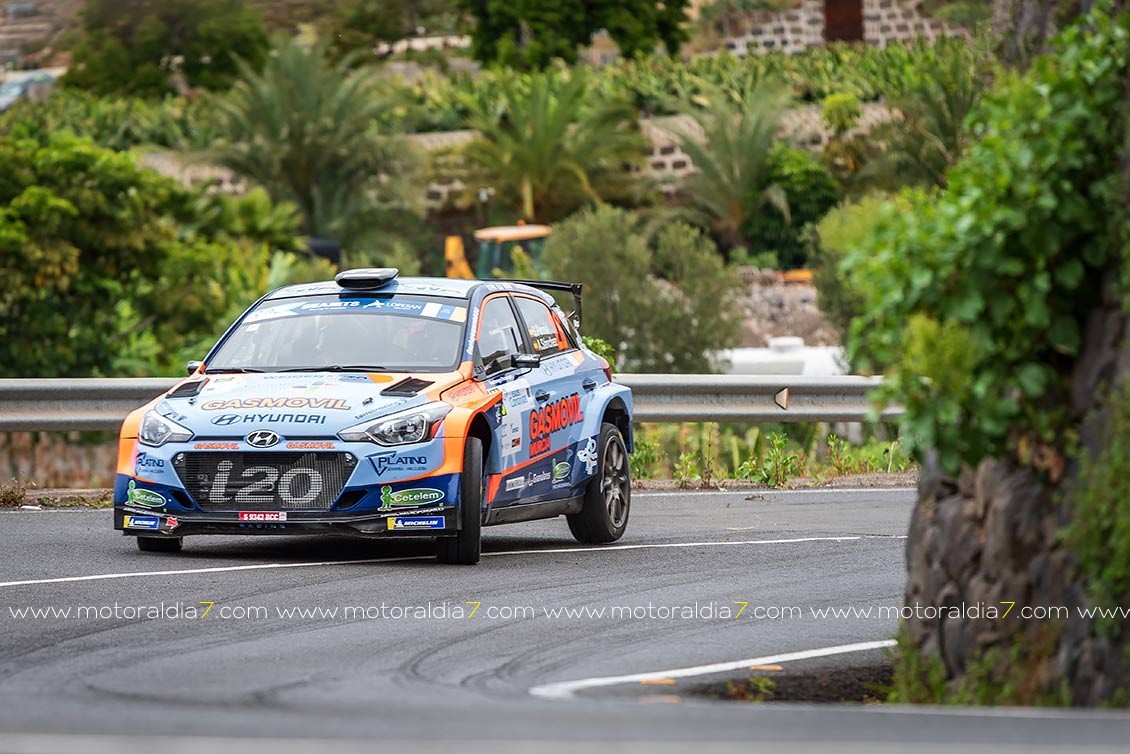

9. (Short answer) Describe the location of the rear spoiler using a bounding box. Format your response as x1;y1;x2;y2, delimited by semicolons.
496;279;583;332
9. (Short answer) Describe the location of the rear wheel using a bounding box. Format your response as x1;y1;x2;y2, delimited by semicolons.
136;536;182;553
436;436;483;565
567;422;630;544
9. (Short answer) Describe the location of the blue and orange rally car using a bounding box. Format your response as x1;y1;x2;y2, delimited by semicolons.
114;269;633;564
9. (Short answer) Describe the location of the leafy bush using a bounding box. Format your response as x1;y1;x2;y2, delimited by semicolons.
546;206;743;371
63;0;270;97
846;9;1130;473
0;92;220;151
809;192;909;339
1065;384;1130;635
822;92;862;136
0;134;306;377
742;145;841;268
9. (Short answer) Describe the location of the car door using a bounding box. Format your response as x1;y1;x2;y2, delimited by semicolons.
511;294;591;498
476;295;537;505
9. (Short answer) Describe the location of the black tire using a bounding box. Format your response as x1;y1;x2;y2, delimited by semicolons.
436;436;483;565
136;536;182;553
567;422;631;544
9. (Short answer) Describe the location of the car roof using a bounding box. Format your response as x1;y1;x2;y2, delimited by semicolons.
264;277;553;304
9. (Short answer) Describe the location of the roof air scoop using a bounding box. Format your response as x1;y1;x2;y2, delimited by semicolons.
335;268;399;290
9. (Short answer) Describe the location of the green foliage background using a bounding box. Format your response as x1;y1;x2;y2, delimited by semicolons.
845;10;1130;473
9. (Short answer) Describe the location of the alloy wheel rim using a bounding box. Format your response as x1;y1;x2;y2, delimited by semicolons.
601;436;630;528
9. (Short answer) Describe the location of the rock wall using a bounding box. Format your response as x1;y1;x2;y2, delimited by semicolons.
904;285;1130;704
724;0;967;55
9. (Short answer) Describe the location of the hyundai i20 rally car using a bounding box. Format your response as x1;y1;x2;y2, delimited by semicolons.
114;268;633;564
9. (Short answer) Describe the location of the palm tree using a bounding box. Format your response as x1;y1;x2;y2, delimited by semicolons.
674;80;792;250
209;36;423;253
459;70;649;223
866;39;991;188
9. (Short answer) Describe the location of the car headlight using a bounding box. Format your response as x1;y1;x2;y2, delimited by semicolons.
139;410;194;447
338;402;452;445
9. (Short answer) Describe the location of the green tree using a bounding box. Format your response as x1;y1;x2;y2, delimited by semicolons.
63;0;269;97
460;70;648;223
742;145;840;268
456;0;689;69
545;206;742;371
209;35;424;256
674;81;792;250
865;37;993;188
846;9;1128;472
0;134;305;377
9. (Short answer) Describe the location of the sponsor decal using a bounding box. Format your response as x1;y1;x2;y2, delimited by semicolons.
202;397;350;411
340;375;371;383
135;452;165;471
300;301;361;311
511;437;521;448
529;393;584;445
505;477;526;492
211;413;328;426
387;516;445;530
372;451;429;478
245;430;281;448
124;515;160;530
540;355;577;378
378;486;445;511
552;460;571;483
577;437;599;476
126;480;166;508
443;382;485;404
195;441;239;450
377;504;444;519
525;470;551;487
286;441;335;450
238;511;287;522
362;299;428;314
165;517;180;531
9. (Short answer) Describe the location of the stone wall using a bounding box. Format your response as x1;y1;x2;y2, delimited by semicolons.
724;0;967;55
904;285;1130;704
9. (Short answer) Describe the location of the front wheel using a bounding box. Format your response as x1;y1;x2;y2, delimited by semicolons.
436;436;483;565
567;422;630;544
136;536;182;553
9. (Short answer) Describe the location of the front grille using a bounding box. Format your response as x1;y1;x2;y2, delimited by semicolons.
172;452;356;511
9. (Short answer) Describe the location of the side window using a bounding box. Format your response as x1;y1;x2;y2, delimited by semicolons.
477;297;523;375
514;297;571;358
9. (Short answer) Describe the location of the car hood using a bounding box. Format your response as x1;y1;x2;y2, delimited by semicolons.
157;372;464;438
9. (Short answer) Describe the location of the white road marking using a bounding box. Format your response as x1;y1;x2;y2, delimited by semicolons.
529;639;898;699
0;536;898;590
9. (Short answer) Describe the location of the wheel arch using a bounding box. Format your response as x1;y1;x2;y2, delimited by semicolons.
601;397;633;453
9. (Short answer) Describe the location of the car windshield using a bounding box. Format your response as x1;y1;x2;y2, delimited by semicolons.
206;294;468;373
0;81;23;97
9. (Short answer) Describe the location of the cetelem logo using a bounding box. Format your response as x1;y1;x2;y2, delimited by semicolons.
378;486;445;511
126;480;166;508
552;461;571;482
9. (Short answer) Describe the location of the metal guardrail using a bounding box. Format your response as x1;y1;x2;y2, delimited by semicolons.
0;375;901;432
617;374;899;423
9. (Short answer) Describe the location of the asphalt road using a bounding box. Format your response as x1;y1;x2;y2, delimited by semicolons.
1;488;1129;753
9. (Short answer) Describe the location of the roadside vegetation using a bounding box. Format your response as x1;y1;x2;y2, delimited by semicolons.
630;423;914;488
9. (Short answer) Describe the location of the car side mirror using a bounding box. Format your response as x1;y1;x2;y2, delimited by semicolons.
186;360;203;376
512;353;541;369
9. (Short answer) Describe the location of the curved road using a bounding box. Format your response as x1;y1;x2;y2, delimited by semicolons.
1;488;1128;752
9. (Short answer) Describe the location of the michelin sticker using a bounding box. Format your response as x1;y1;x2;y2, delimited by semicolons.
124;515;160;530
388;516;445;530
